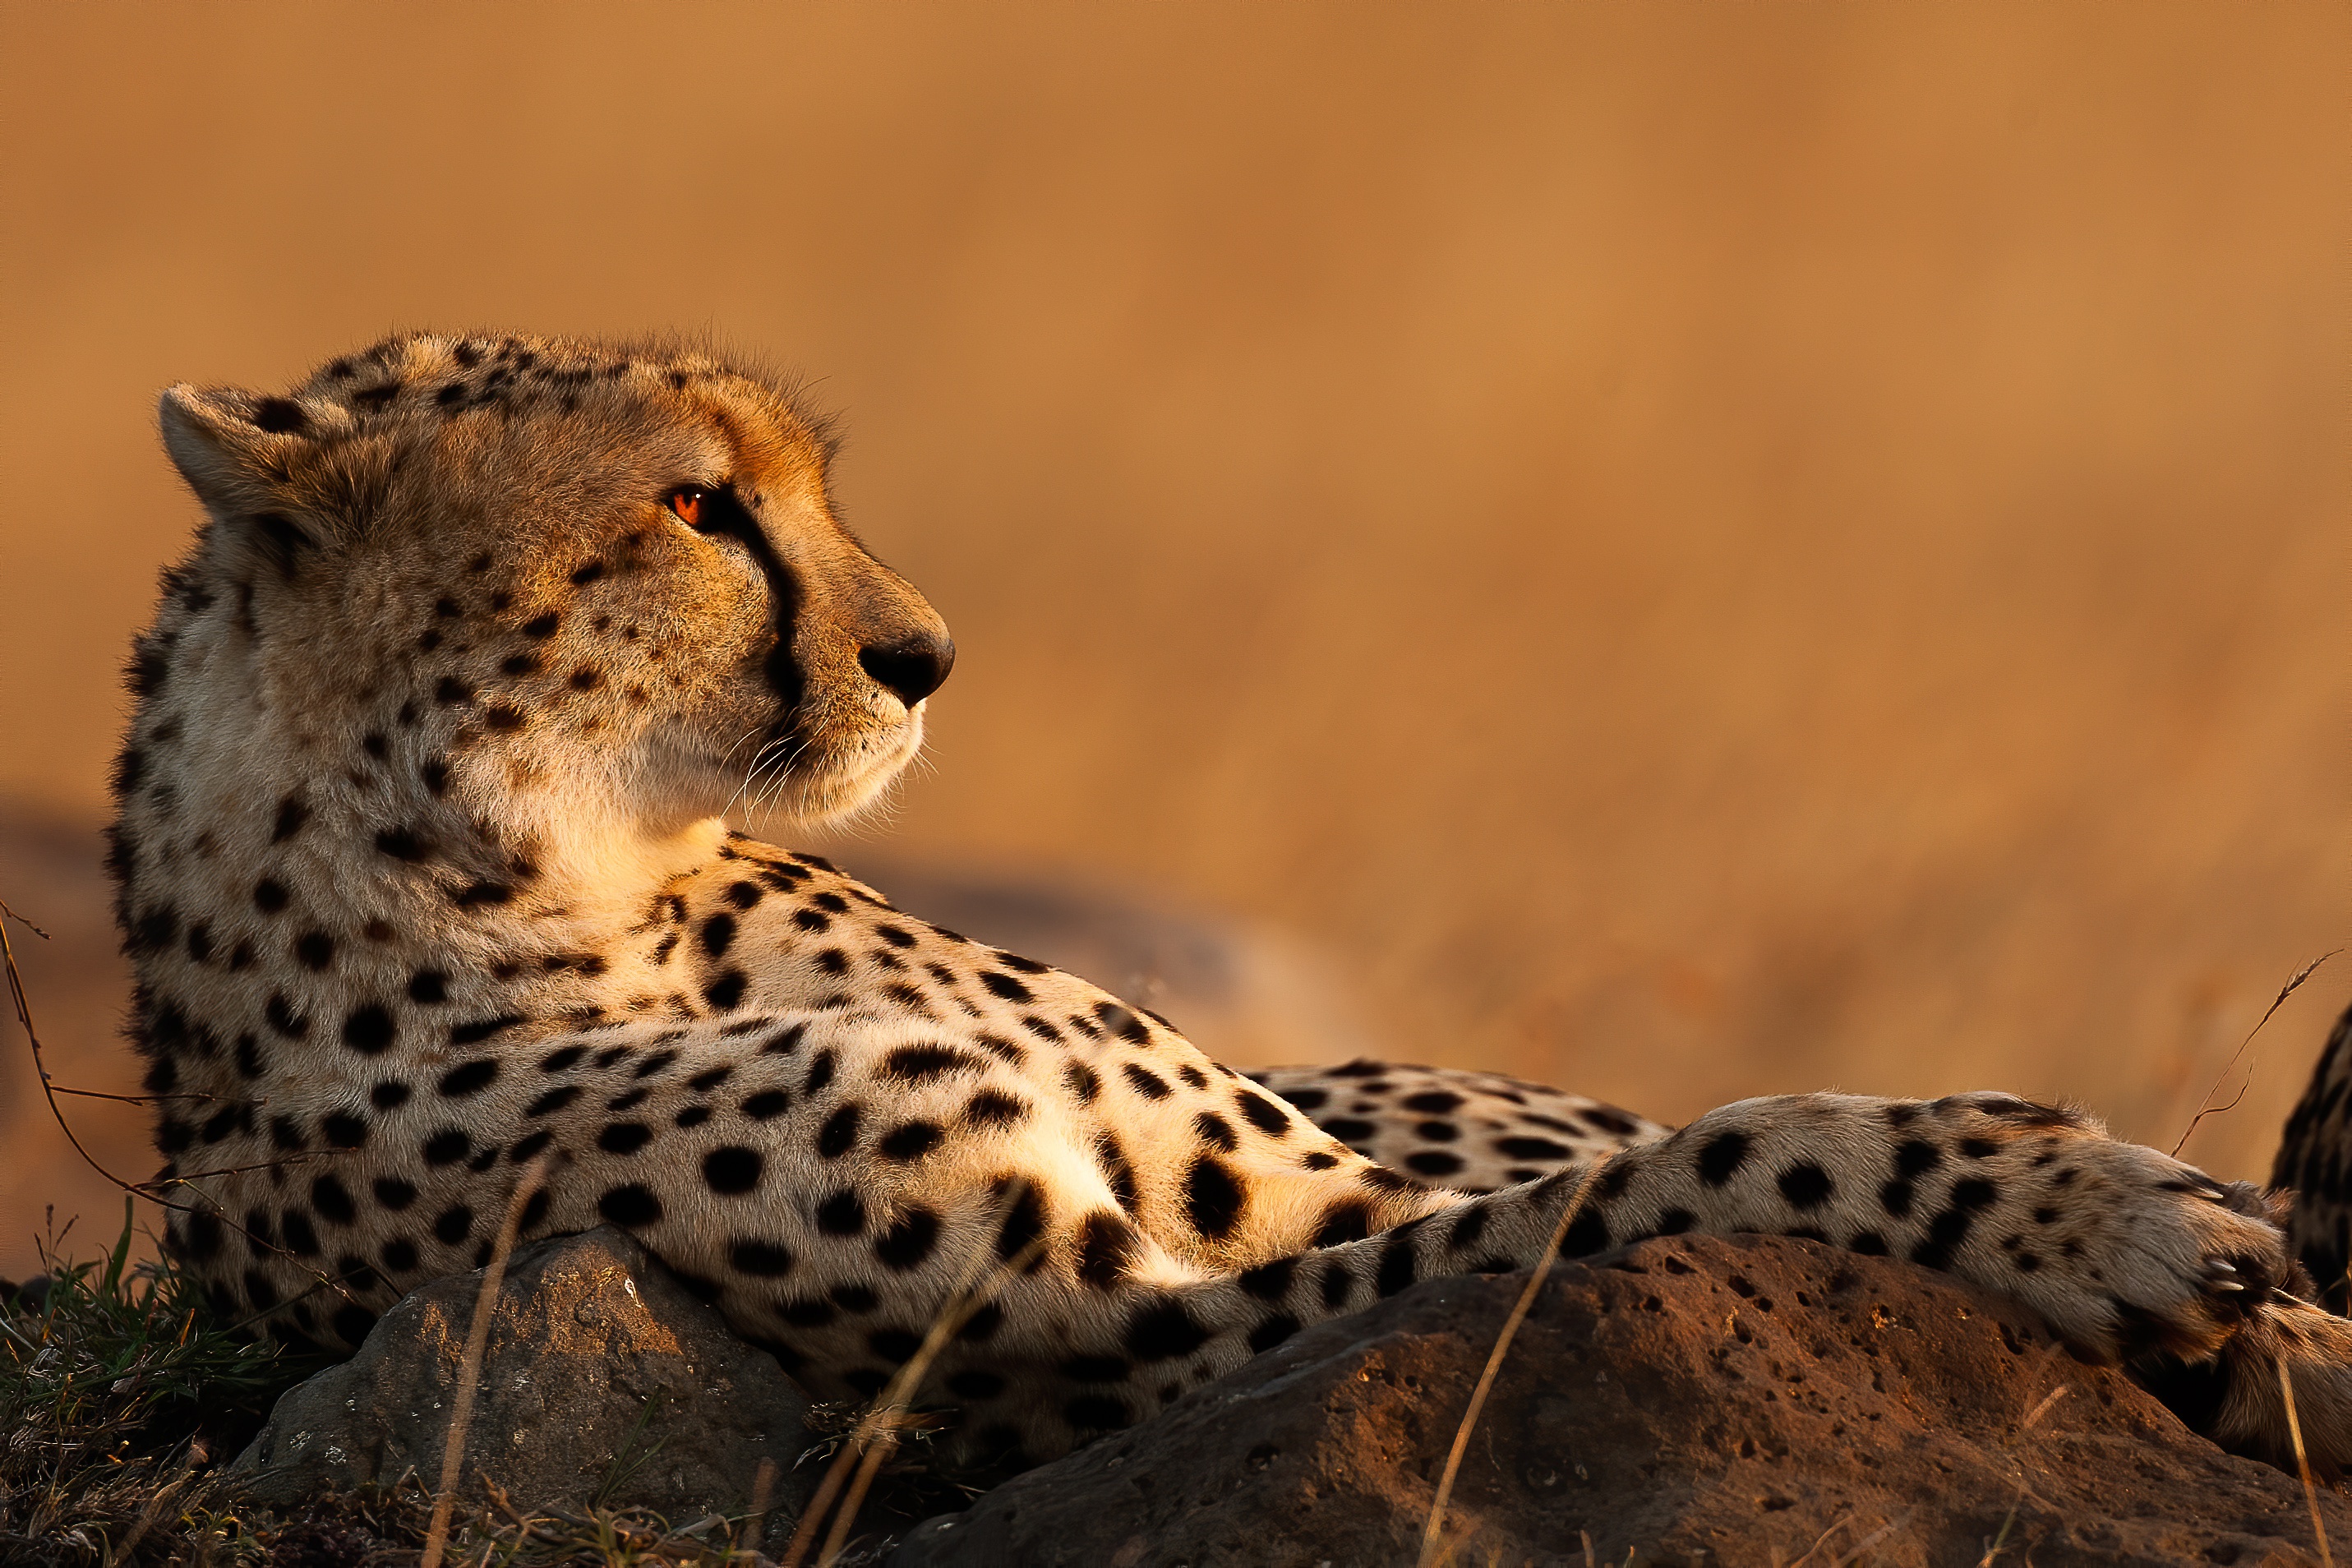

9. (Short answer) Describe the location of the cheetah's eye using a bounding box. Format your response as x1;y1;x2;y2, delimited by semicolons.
666;487;710;528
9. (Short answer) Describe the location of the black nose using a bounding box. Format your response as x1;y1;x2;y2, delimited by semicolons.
858;633;956;708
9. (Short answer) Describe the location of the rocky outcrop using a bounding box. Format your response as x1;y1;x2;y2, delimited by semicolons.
233;1227;814;1533
892;1234;2348;1567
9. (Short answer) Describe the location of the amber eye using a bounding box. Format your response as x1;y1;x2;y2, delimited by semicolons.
666;487;708;528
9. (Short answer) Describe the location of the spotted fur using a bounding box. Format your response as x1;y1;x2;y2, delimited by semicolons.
112;332;2352;1473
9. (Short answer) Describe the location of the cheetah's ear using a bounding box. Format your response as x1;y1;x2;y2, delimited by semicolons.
159;384;311;513
159;384;367;576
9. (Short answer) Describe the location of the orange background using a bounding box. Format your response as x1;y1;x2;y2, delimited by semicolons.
0;2;2345;1275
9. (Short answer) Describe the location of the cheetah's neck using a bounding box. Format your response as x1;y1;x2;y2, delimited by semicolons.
111;586;770;1124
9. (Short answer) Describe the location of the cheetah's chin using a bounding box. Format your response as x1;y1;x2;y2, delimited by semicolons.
734;712;925;830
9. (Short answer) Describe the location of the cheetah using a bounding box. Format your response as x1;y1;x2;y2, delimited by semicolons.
108;331;2352;1475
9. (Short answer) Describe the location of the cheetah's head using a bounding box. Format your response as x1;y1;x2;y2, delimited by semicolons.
154;333;952;837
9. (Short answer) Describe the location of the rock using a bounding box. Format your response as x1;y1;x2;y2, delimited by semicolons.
233;1226;815;1532
892;1234;2350;1567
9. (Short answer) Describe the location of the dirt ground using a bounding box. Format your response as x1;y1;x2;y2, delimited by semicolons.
0;3;2345;1278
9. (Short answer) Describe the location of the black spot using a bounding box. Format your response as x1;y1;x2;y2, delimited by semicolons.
1122;1063;1172;1100
253;879;289;913
1960;1137;1999;1160
966;1090;1028;1128
1895;1140;1943;1178
438;1059;500;1097
880;1121;943;1160
817;1191;867;1235
1095;1001;1152;1044
526;1085;580;1118
509;1129;554;1164
1953;1178;1999;1211
1314;1200;1374;1248
1186;1155;1245;1238
1323;1118;1375;1143
1194;1111;1239;1151
407;969;447;1003
271;797;310;843
422;1128;471;1165
598;1122;653;1155
1880;1179;1915;1219
1126;1300;1210;1361
883;1044;980;1082
310;1175;357;1225
1405;1150;1464;1177
995;1183;1048;1263
805;1049;836;1095
703;1146;762;1194
981;971;1034;1003
434;676;473;706
817;1103;862;1159
454;881;512;908
1697;1130;1751;1187
1561;1209;1612;1257
701;913;736;957
570;560;605;585
433;1206;474;1246
539;1045;585;1072
703;970;747;1011
1776;1163;1834;1211
875;1207;942;1271
1064;1061;1102;1104
279;1212;320;1257
251;397;308;434
688;1064;735;1093
597;1184;663;1228
1494;1135;1573;1160
1376;1233;1422;1296
1077;1211;1141;1288
1322;1266;1358;1311
294;930;335;970
1236;1091;1291;1137
730;1239;796;1276
451;1014;524;1045
321;1113;368;1151
340;1004;393;1054
1095;1132;1138;1210
1850;1230;1889;1255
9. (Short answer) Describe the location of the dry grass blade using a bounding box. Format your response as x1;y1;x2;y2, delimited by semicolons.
1416;1155;1613;1568
1784;1513;1853;1568
2174;949;2340;1157
418;1152;551;1568
3;888;352;1308
2278;1358;2335;1568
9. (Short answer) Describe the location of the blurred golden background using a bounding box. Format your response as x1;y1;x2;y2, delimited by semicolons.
1;2;2345;1276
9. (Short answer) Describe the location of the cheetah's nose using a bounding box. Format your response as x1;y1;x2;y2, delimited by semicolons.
857;632;956;709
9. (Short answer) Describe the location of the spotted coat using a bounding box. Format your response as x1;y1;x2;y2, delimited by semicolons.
111;332;2352;1474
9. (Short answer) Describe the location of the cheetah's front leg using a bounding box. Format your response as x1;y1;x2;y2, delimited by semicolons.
1018;1091;2323;1463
